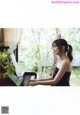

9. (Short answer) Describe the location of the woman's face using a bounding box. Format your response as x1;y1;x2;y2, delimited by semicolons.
52;43;60;55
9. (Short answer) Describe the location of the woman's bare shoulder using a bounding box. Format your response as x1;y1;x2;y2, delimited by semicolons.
62;59;71;71
62;59;70;66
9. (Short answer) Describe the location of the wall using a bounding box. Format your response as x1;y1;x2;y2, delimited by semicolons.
0;29;3;43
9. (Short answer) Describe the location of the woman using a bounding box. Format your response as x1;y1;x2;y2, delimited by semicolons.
28;38;73;86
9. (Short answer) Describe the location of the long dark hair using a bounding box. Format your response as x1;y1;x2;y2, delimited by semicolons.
52;38;73;62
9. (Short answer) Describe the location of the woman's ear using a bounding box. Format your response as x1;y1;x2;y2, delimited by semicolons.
62;46;65;51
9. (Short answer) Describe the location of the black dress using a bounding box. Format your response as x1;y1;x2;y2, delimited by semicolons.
52;67;71;86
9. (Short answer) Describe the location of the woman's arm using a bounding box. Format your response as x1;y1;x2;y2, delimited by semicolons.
29;61;69;86
30;76;53;82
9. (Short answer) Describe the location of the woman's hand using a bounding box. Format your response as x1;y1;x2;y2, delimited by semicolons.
28;81;39;86
29;80;36;82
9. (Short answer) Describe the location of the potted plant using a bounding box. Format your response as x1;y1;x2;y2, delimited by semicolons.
0;49;16;86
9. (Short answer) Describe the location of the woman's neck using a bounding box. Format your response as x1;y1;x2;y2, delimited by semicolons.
59;53;67;60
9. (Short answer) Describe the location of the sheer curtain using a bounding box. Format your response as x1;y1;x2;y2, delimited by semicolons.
3;28;22;62
3;28;22;44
